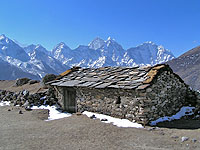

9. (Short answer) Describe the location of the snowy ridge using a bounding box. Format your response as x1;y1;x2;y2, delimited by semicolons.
0;34;175;80
53;37;174;68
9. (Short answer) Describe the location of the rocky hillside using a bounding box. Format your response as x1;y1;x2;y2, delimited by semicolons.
167;46;200;90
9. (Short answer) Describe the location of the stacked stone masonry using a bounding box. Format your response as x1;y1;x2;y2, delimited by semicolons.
51;64;198;125
74;71;194;124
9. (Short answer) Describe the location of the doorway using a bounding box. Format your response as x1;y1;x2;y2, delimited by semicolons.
64;88;76;113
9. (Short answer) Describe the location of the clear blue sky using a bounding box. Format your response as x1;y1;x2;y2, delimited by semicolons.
0;0;199;56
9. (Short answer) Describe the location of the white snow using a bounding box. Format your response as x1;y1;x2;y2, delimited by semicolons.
0;101;10;106
0;101;71;121
150;106;195;126
83;111;143;128
31;105;71;121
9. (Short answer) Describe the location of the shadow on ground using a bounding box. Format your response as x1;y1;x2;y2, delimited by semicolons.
155;119;200;129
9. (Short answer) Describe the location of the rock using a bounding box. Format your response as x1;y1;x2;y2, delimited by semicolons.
13;101;17;106
29;80;40;85
192;138;197;143
19;110;23;114
22;90;29;97
147;127;159;131
14;78;31;86
41;74;57;86
75;112;82;116
0;90;6;95
101;118;108;121
181;137;189;142
171;136;179;139
23;100;30;108
159;132;165;135
90;114;96;119
25;106;32;111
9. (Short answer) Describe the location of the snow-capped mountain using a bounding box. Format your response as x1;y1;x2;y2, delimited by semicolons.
88;37;105;50
52;37;174;68
24;44;49;55
28;45;68;76
0;34;29;62
0;57;39;80
123;41;175;66
0;35;69;79
0;34;175;80
51;42;72;65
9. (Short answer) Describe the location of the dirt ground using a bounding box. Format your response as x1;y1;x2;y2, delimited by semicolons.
1;80;200;150
0;106;200;150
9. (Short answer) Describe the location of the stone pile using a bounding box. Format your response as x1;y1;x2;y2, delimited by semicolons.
0;88;59;108
14;78;40;86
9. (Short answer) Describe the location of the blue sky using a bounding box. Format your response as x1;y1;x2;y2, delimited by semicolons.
0;0;199;56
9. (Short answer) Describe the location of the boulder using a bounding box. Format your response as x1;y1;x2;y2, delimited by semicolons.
28;80;40;85
41;74;57;87
14;78;31;86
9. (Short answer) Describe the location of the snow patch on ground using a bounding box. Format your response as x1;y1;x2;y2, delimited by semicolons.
31;105;71;121
150;106;195;126
0;101;10;106
83;111;143;128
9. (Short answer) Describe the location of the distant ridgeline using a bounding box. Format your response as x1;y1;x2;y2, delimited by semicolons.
0;34;174;80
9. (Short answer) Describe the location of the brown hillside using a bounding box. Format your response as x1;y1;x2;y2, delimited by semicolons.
167;46;200;90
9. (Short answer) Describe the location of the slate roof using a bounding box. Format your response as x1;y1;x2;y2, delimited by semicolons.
49;64;169;90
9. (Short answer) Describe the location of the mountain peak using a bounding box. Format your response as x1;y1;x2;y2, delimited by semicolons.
35;44;46;50
0;34;10;44
52;42;71;54
58;42;66;46
93;37;104;41
144;41;155;44
135;41;157;48
105;37;118;45
0;34;6;40
56;42;70;49
107;36;115;41
0;34;7;40
105;37;122;49
88;37;105;50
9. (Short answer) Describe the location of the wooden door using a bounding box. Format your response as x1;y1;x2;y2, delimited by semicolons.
64;88;76;113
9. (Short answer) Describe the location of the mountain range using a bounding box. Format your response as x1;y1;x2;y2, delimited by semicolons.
0;34;175;80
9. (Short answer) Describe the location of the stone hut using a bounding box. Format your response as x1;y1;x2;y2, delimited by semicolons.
49;64;196;124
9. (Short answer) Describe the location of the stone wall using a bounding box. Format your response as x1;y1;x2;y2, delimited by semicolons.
0;88;59;108
76;87;147;123
74;70;196;124
142;70;196;123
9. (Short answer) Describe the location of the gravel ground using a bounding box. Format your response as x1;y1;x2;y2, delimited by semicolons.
0;106;200;150
1;80;200;150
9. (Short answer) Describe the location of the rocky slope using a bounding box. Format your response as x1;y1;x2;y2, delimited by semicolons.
0;57;39;80
167;46;200;90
